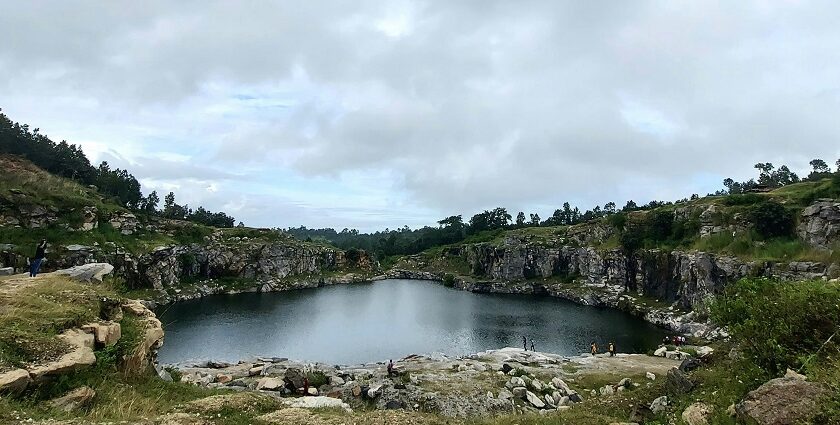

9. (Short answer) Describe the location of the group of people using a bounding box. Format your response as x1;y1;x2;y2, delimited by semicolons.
590;341;617;357
665;335;687;346
522;336;535;351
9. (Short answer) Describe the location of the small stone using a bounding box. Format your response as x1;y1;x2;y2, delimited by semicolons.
682;402;712;425
650;395;668;414
256;377;283;390
646;372;656;381
248;366;264;376
215;374;232;384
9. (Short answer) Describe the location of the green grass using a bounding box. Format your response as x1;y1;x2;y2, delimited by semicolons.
0;275;113;369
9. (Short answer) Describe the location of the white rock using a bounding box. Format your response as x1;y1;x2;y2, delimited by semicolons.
526;391;546;408
646;372;657;381
283;396;352;412
54;263;114;283
654;346;668;357
650;395;668;414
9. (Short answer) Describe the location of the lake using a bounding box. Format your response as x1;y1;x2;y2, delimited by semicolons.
156;279;669;365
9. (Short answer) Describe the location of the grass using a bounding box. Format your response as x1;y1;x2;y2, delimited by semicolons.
0;275;113;369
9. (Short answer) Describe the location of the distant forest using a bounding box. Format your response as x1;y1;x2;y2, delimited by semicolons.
288;160;840;260
0;109;235;227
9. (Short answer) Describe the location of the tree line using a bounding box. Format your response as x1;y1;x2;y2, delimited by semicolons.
0;109;235;228
721;159;840;194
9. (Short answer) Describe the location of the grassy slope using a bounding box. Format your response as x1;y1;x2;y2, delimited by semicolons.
401;178;839;279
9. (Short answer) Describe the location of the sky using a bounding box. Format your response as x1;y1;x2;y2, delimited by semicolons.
1;1;839;231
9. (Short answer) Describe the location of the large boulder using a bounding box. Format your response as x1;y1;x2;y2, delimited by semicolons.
54;263;114;283
649;395;668;414
284;368;306;390
665;368;694;395
735;370;828;425
798;200;840;249
48;386;96;412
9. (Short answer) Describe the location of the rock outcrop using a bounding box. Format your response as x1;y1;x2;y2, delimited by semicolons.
735;370;828;425
121;300;165;374
798;199;840;250
28;329;97;381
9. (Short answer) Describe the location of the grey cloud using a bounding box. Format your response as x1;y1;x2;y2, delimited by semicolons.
2;1;840;229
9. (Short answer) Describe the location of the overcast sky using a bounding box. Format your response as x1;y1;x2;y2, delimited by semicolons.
2;1;839;231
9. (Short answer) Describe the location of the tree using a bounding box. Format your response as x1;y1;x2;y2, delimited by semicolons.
754;163;774;186
140;190;159;214
836;159;840;172
529;213;540;226
622;200;638;211
750;201;793;239
438;215;463;228
810;159;829;174
603;202;616;215
515;212;526;227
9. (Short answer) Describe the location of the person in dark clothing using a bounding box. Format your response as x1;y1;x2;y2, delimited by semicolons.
387;359;395;376
530;341;535;352
303;376;309;395
608;342;615;357
523;336;527;351
30;239;46;277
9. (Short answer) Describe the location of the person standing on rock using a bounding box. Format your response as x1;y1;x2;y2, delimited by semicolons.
608;342;615;357
590;341;598;356
530;340;535;352
523;336;527;351
29;239;46;277
387;359;395;376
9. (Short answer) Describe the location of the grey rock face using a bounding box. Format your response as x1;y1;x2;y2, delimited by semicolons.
798;200;840;249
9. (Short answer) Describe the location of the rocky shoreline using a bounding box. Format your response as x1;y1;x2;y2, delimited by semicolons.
378;269;719;338
169;347;684;418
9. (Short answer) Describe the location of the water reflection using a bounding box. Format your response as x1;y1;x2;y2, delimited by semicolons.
156;279;668;365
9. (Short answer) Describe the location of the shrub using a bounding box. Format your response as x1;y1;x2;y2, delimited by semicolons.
711;278;840;376
749;201;794;239
443;273;456;287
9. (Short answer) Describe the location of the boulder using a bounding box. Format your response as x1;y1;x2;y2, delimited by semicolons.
248;366;264;376
736;370;828;425
367;384;383;398
695;346;714;358
650;395;668;414
284;368;305;389
256;377;283;391
544;393;556;408
81;321;121;347
653;346;667;357
48;386;96;412
665;368;694;395
557;395;570;406
682;402;712;425
506;376;526;390
646;372;657;381
501;363;514;374
679;358;702;373
351;384;362;397
384;399;405;410
599;385;615;395
511;387;527;398
551;377;572;394
0;267;13;276
307;387;319;396
0;368;31;394
54;263;114;283
567;391;583;403
498;388;513;401
617;377;632;388
119;301;164;375
525;390;546;408
329;375;345;386
530;378;544;392
109;211;139;235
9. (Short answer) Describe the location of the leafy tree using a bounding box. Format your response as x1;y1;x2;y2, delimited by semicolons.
140;191;160;214
437;215;463;228
810;159;829;173
622;200;638;211
603;202;616;215
754;162;774;186
529;213;541;226
515;212;526;227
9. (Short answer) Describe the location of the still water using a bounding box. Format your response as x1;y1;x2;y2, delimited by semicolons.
156;279;668;365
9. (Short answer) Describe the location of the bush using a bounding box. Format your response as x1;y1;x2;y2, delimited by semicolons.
749;201;794;239
711;278;840;376
443;273;456;287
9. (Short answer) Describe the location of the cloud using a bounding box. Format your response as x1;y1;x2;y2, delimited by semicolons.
1;1;839;230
